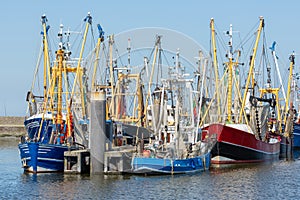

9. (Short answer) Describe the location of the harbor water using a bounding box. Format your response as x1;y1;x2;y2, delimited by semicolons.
1;138;300;200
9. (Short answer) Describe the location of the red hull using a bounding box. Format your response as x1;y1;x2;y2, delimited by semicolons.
203;123;280;166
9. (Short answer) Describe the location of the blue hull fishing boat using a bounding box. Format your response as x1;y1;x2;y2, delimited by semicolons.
18;13;98;173
129;45;214;175
132;152;211;174
19;143;72;172
278;52;299;160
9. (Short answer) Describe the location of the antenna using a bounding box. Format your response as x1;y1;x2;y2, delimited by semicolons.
127;38;131;68
225;24;240;59
64;28;72;59
58;24;64;50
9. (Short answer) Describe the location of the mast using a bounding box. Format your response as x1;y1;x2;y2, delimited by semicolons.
174;87;180;158
56;49;64;125
143;36;161;121
108;34;115;117
137;75;144;126
70;12;92;120
224;24;242;122
210;18;221;121
36;15;51;141
46;24;65;144
41;15;51;101
49;23;66;143
233;50;241;122
91;24;105;92
144;57;156;131
239;16;264;123
195;52;207;142
284;52;295;124
226;24;234;122
127;38;131;68
270;42;287;102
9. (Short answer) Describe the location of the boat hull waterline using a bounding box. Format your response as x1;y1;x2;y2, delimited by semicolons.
131;152;211;174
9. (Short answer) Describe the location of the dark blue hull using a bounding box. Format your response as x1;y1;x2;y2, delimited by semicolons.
280;123;300;160
293;123;300;148
18;142;72;173
131;152;211;174
212;141;280;164
282;123;300;148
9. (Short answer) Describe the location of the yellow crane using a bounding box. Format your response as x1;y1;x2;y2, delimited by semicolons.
239;16;264;123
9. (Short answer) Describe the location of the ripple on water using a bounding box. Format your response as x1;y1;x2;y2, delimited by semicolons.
2;141;300;199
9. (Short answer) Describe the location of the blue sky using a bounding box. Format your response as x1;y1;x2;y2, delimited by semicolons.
0;0;299;116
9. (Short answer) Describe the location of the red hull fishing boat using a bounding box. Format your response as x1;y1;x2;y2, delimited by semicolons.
202;123;280;165
201;17;283;167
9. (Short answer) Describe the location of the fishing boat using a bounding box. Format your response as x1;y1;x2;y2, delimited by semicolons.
18;13;96;173
201;17;282;167
282;52;300;150
279;52;299;159
131;46;213;174
268;41;299;155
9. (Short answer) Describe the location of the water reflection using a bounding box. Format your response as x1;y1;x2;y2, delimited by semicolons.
2;138;300;199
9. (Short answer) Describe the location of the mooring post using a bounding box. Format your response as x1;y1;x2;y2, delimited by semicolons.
89;89;106;174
